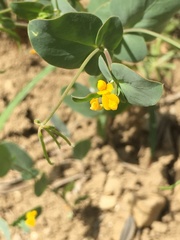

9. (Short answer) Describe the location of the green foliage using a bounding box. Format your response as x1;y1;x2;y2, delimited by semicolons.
0;0;180;236
51;114;70;137
111;63;163;106
10;2;48;20
34;173;48;196
0;144;14;177
12;206;42;227
0;218;11;240
110;0;180;32
62;83;100;117
62;182;75;199
96;16;123;51
0;142;38;179
28;12;102;75
88;0;111;23
114;33;147;62
73;139;91;160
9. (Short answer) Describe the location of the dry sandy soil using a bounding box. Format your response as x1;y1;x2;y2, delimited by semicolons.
0;14;180;240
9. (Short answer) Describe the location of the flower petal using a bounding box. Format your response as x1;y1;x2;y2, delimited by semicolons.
102;94;120;110
90;98;102;111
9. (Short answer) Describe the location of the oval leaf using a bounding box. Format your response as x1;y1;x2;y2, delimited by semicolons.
10;2;44;20
98;55;113;81
88;0;111;23
0;218;11;240
28;12;102;74
0;143;14;177
34;173;48;196
114;34;147;62
56;0;76;13
73;139;91;160
110;0;180;33
111;63;163;106
0;142;37;179
96;16;123;51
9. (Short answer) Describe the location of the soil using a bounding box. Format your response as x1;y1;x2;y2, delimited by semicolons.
0;15;180;240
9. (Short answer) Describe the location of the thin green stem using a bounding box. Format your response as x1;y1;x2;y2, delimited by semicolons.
0;8;11;14
124;28;180;49
43;48;100;125
15;22;28;28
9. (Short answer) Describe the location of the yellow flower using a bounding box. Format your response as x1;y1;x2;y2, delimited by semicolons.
102;93;120;110
25;210;37;227
97;80;114;95
90;98;102;111
90;80;120;111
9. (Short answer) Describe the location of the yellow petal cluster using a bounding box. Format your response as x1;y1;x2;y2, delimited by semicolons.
90;80;120;111
102;93;120;110
90;98;102;111
25;210;37;227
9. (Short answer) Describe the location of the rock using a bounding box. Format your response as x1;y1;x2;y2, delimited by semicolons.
104;176;122;196
133;194;166;228
99;195;117;210
162;213;172;223
151;221;168;233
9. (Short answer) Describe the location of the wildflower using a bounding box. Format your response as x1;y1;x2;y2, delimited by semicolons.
97;80;113;95
102;93;120;110
90;98;102;111
90;80;120;111
25;210;37;227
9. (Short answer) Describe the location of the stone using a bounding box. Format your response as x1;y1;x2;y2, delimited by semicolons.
99;195;117;210
133;194;166;227
104;176;122;196
151;221;168;233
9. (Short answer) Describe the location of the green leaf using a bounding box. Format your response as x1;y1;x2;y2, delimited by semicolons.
0;17;15;29
0;144;13;177
88;0;111;23
62;83;100;117
0;218;11;240
73;139;91;160
56;0;76;13
12;206;42;227
10;2;44;20
34;173;48;196
62;182;75;199
28;12;102;75
51;114;70;137
0;142;38;179
72;93;99;103
98;55;113;81
111;63;163;106
114;34;147;62
96;16;123;51
110;0;180;33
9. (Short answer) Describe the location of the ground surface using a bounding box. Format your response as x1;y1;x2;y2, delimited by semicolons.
0;17;180;240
